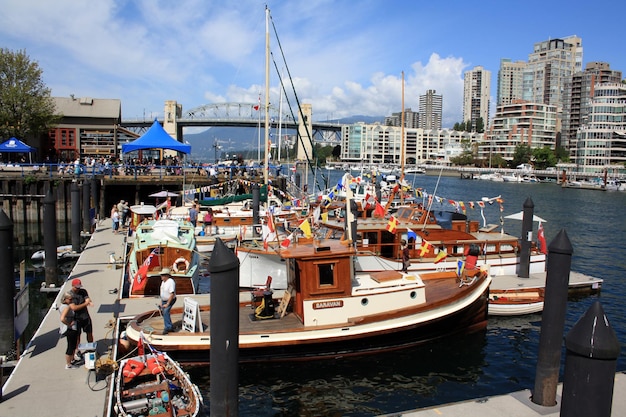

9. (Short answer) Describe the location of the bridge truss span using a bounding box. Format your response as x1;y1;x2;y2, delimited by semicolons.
183;102;296;124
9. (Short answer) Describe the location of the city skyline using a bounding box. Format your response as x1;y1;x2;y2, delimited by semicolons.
1;0;624;127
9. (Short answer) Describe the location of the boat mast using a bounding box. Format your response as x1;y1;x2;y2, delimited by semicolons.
400;71;405;203
264;6;271;186
277;68;284;162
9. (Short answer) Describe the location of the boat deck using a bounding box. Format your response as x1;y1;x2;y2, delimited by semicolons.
130;272;480;337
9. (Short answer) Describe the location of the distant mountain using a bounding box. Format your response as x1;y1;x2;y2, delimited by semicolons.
184;115;384;161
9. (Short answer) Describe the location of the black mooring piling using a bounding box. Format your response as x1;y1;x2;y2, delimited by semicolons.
561;301;620;417
518;197;534;278
532;229;573;406
209;238;240;417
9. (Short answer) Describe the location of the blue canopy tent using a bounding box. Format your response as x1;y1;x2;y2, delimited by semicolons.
0;137;36;163
121;120;191;154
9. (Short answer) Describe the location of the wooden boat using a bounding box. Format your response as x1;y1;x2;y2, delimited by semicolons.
488;287;545;316
126;218;200;297
320;204;548;278
123;239;491;363
115;349;203;417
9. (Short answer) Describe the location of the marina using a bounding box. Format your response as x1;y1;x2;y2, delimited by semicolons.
1;172;625;416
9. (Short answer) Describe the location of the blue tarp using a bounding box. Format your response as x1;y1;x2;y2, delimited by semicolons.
0;137;35;153
121;120;191;154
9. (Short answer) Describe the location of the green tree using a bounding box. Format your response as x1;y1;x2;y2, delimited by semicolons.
475;117;484;133
554;146;570;163
511;144;533;167
532;146;557;169
0;48;57;141
465;119;473;132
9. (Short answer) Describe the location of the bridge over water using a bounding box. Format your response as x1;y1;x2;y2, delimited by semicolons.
121;102;342;142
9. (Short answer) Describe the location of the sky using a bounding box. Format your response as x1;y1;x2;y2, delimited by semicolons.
1;0;624;128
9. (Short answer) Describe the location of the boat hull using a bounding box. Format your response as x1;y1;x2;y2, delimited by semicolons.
124;275;491;363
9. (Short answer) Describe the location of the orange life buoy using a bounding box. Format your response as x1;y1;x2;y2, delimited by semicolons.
172;257;189;273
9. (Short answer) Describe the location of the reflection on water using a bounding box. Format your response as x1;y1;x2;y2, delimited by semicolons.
188;331;488;416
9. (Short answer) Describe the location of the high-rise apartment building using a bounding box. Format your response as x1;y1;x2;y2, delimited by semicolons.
463;66;491;131
418;89;443;130
522;36;582;109
562;62;622;150
497;58;526;106
575;83;626;173
483;100;558;161
384;108;419;128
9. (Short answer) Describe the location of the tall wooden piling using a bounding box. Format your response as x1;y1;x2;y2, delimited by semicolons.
43;189;59;286
0;210;15;355
71;181;81;252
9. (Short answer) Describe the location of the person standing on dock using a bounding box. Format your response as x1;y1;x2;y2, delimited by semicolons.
70;278;94;348
189;204;198;228
159;268;176;334
111;205;120;234
59;292;79;369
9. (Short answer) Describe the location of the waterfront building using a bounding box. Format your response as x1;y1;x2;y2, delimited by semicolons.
340;122;483;165
522;36;582;110
463;66;491;130
562;62;622;151
46;96;147;162
384;108;419;128
496;58;526;106
574;83;626;174
419;90;443;130
481;100;557;161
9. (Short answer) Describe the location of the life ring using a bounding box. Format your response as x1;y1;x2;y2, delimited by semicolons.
172;257;189;273
122;359;145;380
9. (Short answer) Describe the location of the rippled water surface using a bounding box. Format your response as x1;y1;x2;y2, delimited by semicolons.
194;174;626;416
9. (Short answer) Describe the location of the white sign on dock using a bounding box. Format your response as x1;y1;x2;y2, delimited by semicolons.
182;297;203;332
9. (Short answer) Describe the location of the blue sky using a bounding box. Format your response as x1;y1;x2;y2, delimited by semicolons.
1;0;623;128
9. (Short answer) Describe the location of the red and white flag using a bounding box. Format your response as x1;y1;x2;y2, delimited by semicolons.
537;222;548;255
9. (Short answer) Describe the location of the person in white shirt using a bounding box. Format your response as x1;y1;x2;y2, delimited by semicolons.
159;268;176;334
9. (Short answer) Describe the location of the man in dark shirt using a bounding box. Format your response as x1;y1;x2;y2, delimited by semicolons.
70;278;94;347
189;204;198;227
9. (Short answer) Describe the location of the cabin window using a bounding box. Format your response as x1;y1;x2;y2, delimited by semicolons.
318;263;335;286
380;231;395;258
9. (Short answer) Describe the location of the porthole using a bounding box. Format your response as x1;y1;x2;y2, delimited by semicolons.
410;291;417;299
361;298;369;306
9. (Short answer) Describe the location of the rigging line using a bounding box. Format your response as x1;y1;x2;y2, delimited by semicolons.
270;51;325;191
423;165;445;232
269;15;325;192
